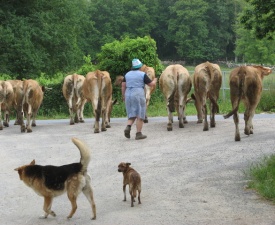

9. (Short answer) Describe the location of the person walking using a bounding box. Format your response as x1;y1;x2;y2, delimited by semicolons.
122;58;157;140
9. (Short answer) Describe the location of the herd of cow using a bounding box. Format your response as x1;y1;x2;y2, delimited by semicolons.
0;62;272;141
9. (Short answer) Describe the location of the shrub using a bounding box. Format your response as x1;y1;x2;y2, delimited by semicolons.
96;36;164;80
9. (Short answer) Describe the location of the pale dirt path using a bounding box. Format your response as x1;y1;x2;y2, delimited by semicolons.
1;114;275;225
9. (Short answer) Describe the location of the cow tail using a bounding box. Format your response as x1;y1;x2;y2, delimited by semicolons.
206;62;219;113
168;73;177;112
73;74;81;105
96;71;102;121
224;67;245;119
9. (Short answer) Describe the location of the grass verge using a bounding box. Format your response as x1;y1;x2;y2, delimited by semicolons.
246;155;275;201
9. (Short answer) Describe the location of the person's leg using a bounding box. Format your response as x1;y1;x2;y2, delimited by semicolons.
135;118;147;140
136;118;143;132
124;117;136;138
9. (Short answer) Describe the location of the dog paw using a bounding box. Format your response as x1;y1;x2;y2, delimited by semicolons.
39;215;47;219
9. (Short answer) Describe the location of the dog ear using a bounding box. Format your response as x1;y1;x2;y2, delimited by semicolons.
30;159;35;165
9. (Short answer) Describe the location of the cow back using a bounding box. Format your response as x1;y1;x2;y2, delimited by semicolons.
23;80;44;110
0;81;14;110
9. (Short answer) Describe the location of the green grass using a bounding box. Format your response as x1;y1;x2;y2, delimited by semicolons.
246;155;275;202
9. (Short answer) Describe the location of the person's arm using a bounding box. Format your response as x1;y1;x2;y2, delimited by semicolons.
144;74;157;87
147;77;157;87
122;82;126;101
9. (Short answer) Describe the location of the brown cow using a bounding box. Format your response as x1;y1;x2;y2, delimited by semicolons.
0;81;14;129
115;64;156;123
159;64;192;131
191;62;222;131
18;79;45;133
83;70;113;133
62;74;87;125
224;65;272;141
140;65;156;123
6;79;23;125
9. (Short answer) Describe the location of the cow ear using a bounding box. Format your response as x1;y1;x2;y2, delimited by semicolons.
30;159;35;165
126;162;131;166
41;86;46;92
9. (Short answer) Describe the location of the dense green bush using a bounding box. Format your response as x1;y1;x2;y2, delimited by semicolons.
96;36;164;80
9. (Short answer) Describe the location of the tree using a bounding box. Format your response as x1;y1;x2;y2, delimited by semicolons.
167;0;209;63
240;0;275;39
0;0;92;79
96;36;163;79
235;25;275;64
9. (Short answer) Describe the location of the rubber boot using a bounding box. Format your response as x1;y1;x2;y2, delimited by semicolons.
124;126;131;138
135;132;147;140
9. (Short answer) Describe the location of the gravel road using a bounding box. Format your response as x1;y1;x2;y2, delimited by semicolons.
1;114;275;225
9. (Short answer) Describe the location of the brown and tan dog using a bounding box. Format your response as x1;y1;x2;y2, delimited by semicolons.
14;137;96;220
118;162;141;207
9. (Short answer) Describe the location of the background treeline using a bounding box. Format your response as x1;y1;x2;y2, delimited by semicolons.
2;0;275;80
1;0;275;118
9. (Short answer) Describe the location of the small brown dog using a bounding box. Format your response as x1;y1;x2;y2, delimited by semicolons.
14;137;96;220
118;162;141;207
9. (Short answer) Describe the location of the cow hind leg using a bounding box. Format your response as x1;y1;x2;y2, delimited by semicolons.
178;105;184;128
167;104;173;131
233;112;240;141
203;104;209;131
210;101;216;128
101;108;107;132
3;110;9;127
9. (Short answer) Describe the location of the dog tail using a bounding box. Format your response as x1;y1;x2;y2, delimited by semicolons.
71;137;91;173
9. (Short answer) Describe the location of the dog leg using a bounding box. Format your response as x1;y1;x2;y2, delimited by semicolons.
83;183;97;220
67;192;78;219
131;195;134;207
138;191;141;204
40;197;56;219
123;184;127;201
138;184;141;204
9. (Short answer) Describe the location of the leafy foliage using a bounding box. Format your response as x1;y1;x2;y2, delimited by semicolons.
241;0;275;39
96;36;163;79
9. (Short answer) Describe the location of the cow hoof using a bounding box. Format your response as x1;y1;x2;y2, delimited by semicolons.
3;122;9;127
106;124;111;128
244;129;250;135
79;119;85;123
0;126;3;130
203;127;209;131
184;120;188;124
197;120;203;123
94;129;100;133
101;128;107;132
70;121;75;125
167;127;173;131
235;136;241;141
27;129;32;133
144;119;148;123
21;126;26;132
32;123;36;127
179;123;184;128
210;123;216;128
